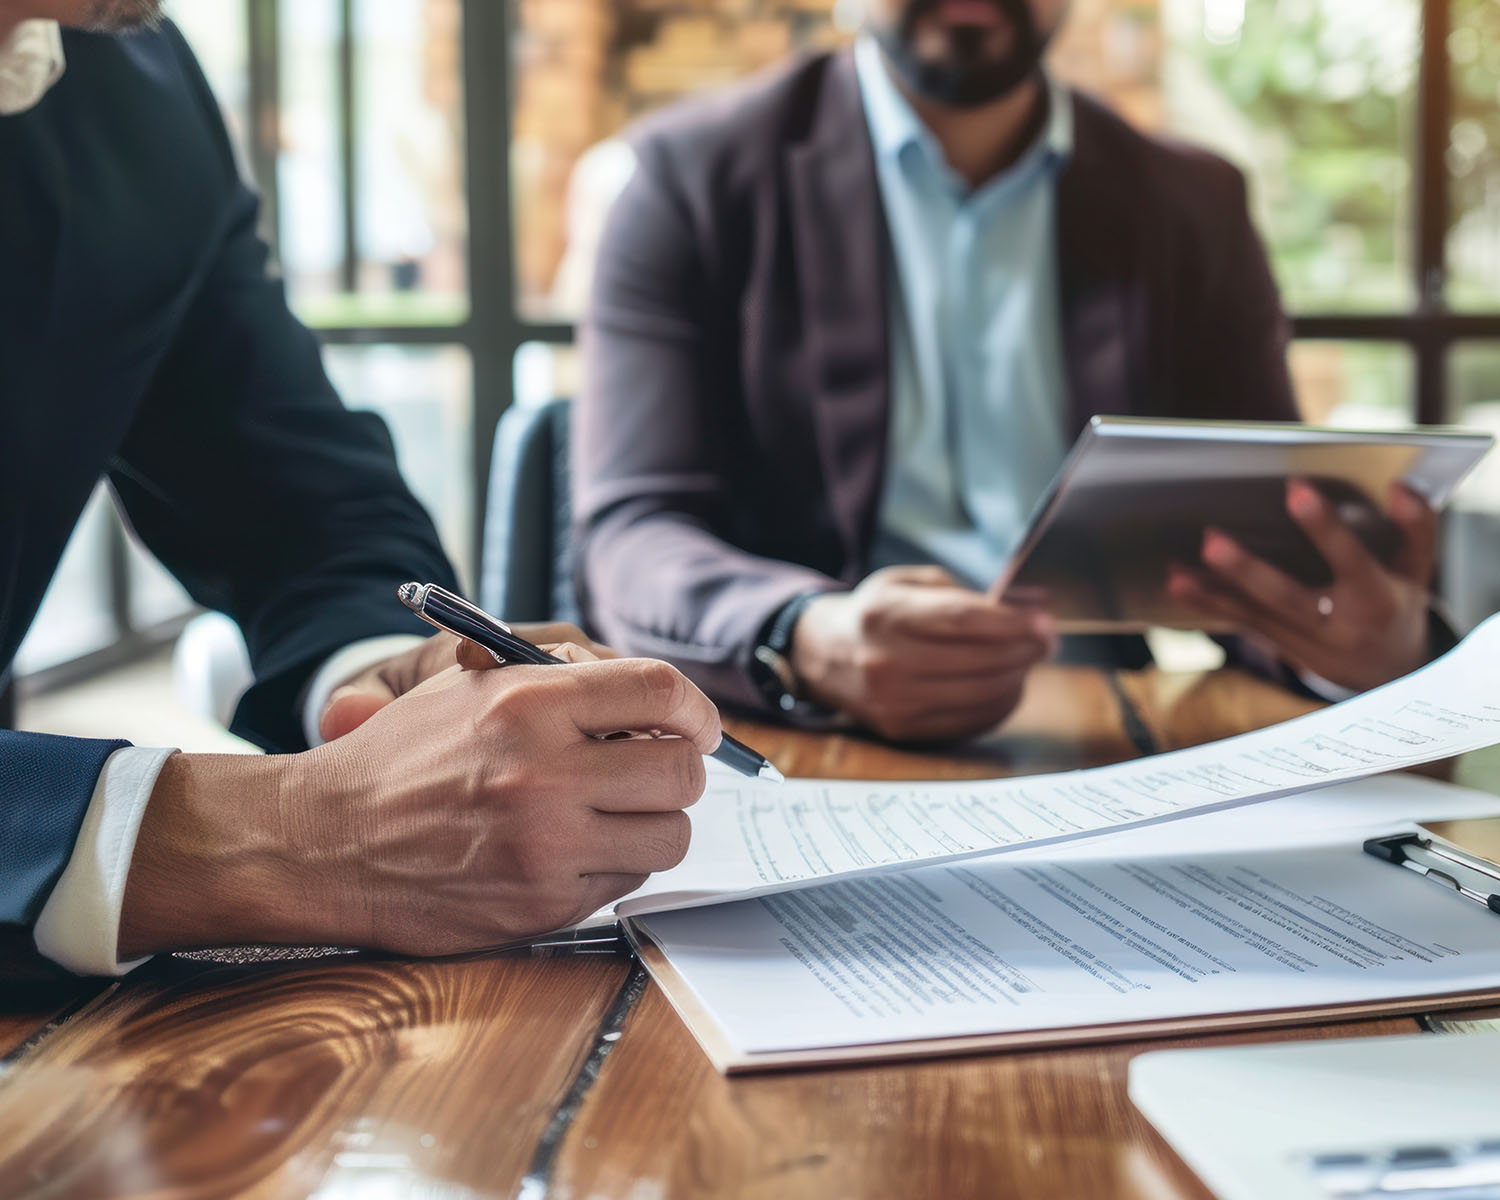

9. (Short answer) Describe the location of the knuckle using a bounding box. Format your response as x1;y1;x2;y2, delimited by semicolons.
488;675;547;723
673;746;708;803
651;813;692;869
864;652;901;691
636;658;688;708
856;604;888;640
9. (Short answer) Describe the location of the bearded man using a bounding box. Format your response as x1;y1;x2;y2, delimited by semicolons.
572;0;1445;742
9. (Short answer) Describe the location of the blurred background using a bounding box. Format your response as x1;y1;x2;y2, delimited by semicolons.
16;0;1500;730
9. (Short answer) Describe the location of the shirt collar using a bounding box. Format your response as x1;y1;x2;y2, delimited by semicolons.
0;19;65;117
854;34;1072;185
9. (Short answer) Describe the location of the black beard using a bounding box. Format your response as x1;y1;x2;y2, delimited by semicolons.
82;0;164;34
874;0;1051;109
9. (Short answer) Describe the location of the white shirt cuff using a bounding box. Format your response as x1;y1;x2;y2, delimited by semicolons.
33;745;176;977
300;634;429;748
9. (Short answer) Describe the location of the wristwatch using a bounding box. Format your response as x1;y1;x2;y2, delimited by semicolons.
752;592;822;713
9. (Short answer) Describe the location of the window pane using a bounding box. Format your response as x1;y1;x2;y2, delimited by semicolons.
349;0;467;323
1163;0;1418;312
1287;340;1414;426
1447;0;1500;310
514;341;580;411
167;0;251;155
279;0;344;313
511;0;1169;322
322;345;474;583
1445;344;1500;630
278;0;467;329
14;490;118;676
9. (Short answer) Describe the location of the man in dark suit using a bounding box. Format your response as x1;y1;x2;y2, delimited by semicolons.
2;1;720;976
574;0;1440;742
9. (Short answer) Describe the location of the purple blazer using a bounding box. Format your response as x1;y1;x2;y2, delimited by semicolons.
573;49;1298;714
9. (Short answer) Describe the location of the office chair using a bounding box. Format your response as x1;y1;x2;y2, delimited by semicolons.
479;396;579;626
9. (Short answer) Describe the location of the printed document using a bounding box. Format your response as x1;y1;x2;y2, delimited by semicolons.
631;776;1500;1056
612;614;1500;919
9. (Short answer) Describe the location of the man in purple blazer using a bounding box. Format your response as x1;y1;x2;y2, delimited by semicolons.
573;0;1441;742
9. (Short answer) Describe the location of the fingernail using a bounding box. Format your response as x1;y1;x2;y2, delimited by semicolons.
1202;531;1236;566
1288;481;1321;519
1391;485;1422;518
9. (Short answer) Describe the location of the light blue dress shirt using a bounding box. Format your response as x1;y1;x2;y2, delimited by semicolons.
855;36;1073;590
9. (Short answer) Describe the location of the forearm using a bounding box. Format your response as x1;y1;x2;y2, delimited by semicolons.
118;751;332;958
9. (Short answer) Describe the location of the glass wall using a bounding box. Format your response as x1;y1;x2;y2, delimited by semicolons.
1448;0;1500;310
16;0;474;685
1163;0;1419;314
510;0;1164;321
15;0;1500;686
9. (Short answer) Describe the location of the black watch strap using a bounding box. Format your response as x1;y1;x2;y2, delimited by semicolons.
752;592;822;712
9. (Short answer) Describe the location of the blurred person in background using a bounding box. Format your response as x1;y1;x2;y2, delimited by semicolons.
573;0;1447;743
0;1;719;977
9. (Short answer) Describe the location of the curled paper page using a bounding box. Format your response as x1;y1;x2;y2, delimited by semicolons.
612;613;1500;920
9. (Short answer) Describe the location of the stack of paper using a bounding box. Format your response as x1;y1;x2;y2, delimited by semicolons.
603;615;1500;1072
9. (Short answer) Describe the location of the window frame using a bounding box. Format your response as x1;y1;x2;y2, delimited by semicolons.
14;0;1497;700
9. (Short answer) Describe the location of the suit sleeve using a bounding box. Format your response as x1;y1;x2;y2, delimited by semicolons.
105;31;458;752
573;143;839;712
0;732;128;931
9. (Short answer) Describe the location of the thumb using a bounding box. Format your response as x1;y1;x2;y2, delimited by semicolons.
319;684;393;742
455;637;504;671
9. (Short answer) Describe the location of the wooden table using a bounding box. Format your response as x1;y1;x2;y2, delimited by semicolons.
0;666;1476;1199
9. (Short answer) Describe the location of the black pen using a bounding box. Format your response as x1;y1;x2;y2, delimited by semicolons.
398;582;785;783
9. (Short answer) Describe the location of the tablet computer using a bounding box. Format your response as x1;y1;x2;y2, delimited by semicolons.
994;417;1494;633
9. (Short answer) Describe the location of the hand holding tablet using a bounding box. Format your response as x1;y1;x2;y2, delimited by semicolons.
995;417;1492;688
1166;477;1441;691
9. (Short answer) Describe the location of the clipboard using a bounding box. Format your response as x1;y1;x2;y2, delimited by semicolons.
1364;818;1500;915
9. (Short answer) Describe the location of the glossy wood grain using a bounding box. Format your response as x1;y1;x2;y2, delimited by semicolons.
0;664;1447;1200
1117;666;1322;752
0;954;630;1198
734;665;1145;783
0;1010;53;1059
548;983;1416;1200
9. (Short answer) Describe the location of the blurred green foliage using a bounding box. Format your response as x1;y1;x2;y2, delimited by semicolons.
1186;0;1416;312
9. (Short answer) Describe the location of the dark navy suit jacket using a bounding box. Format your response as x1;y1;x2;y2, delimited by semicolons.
0;25;456;951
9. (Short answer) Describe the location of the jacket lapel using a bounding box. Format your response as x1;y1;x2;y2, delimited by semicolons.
787;50;891;576
1056;96;1135;436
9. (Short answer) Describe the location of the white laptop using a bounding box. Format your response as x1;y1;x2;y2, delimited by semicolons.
1129;1031;1500;1200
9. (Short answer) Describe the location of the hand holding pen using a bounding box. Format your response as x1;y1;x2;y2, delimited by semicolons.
399;583;785;783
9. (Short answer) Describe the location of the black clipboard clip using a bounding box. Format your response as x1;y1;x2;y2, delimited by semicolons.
1364;828;1500;916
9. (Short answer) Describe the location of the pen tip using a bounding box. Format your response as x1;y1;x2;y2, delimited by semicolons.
760;763;786;784
397;582;420;608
